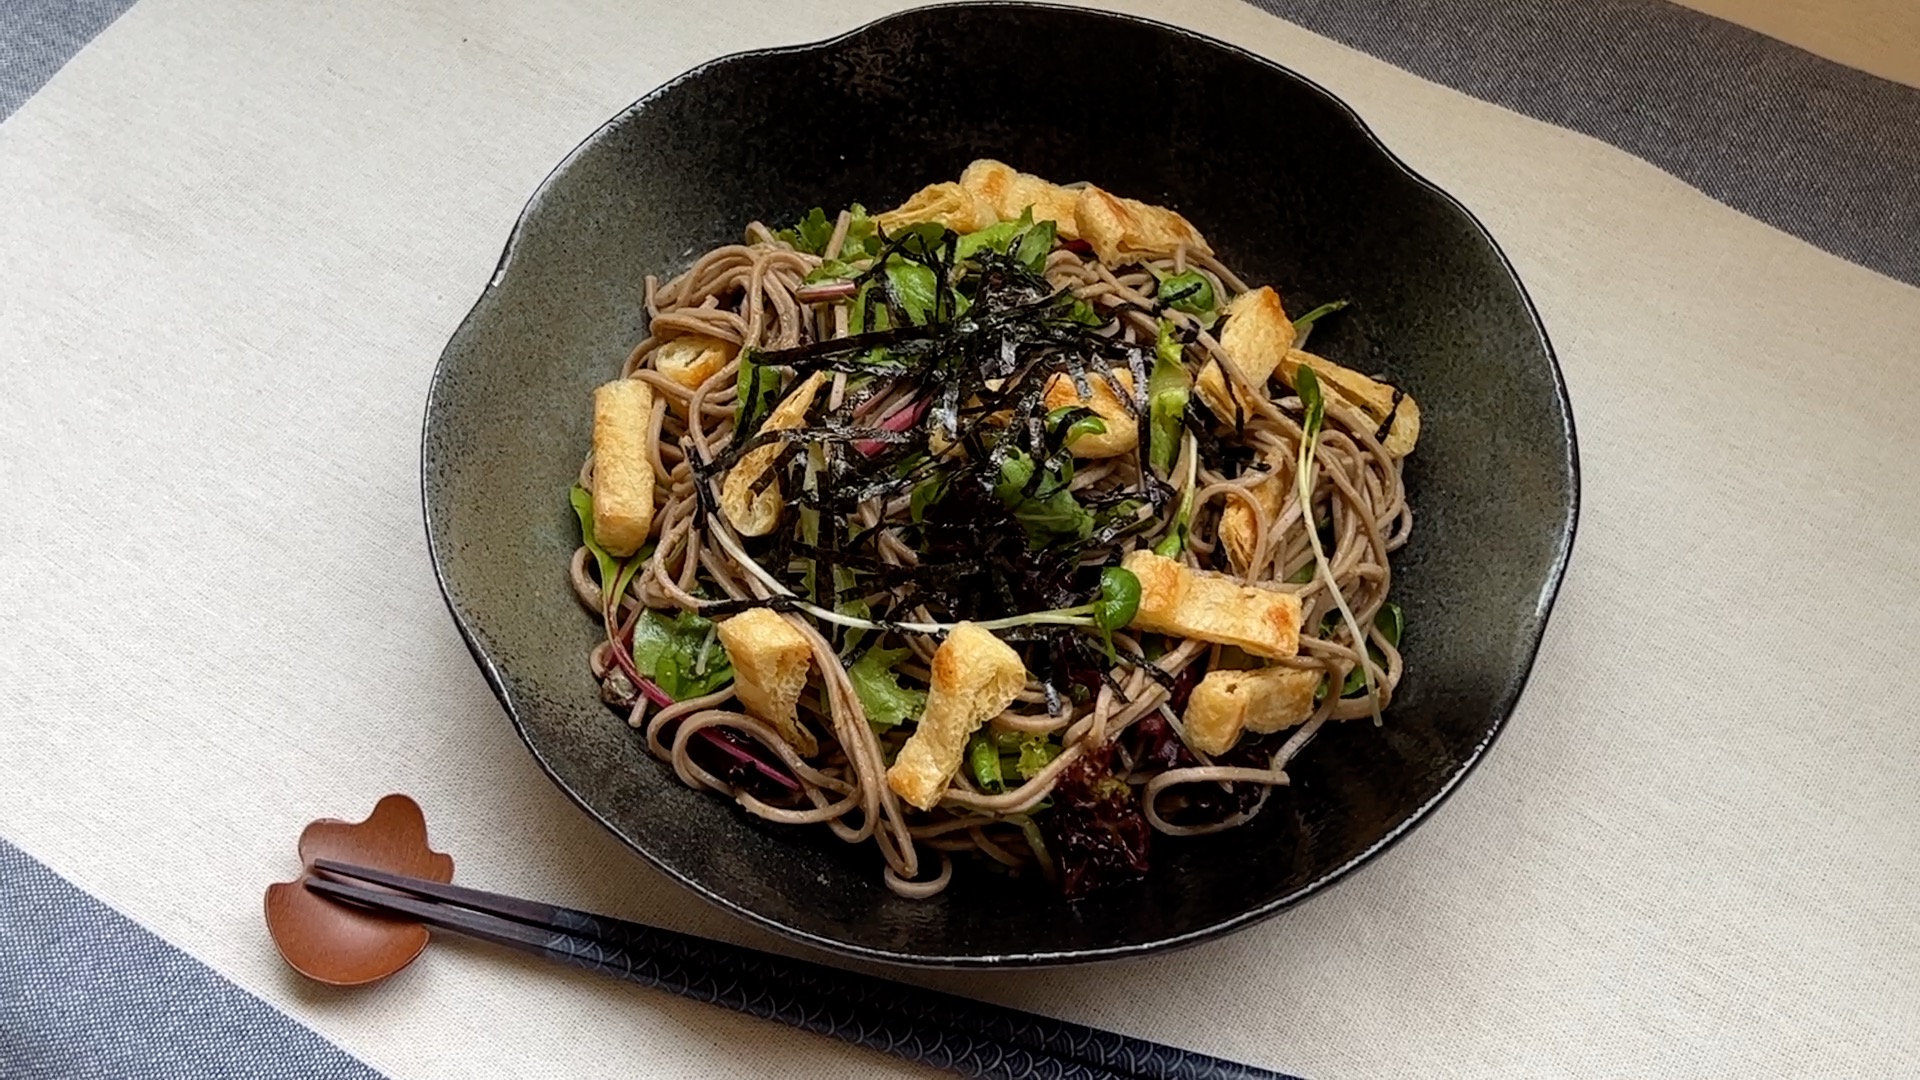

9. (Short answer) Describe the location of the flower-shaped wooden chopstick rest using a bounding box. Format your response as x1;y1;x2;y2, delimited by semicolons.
264;793;454;986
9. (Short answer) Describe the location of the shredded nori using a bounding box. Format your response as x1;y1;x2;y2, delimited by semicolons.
1374;386;1407;444
711;228;1196;666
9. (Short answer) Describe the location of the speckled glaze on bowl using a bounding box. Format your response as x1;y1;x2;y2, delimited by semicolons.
423;2;1577;967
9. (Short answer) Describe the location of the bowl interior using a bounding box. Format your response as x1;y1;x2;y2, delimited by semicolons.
425;3;1575;965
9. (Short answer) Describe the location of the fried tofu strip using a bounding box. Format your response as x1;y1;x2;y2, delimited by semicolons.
873;182;1000;234
881;163;1211;268
720;371;828;537
1198;285;1421;456
1197;287;1295;423
590;378;658;557
1281;349;1421;458
1040;368;1138;458
1217;454;1289;574
652;334;736;394
886;624;1028;811
1121;550;1303;660
715;609;817;756
958;159;1082;238
1183;666;1322;755
1074;184;1213;265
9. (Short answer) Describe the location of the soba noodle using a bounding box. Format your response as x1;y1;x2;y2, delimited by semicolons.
571;195;1413;899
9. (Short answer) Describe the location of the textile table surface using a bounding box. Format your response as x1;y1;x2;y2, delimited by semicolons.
2;0;1916;1076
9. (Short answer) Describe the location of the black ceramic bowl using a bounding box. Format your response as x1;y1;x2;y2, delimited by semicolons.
424;2;1576;966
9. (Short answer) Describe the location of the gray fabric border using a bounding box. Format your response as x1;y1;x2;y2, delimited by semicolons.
1;0;141;121
1245;0;1920;288
0;838;385;1080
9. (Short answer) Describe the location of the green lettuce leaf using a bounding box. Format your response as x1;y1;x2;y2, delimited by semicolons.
569;484;619;596
777;205;885;258
774;207;835;255
631;609;733;700
735;347;780;434
803;258;864;284
1014;735;1060;780
968;734;1004;793
994;451;1093;547
1060;296;1106;326
885;260;940;325
1147;320;1191;475
570;484;647;606
840;203;881;257
1375;601;1405;647
909;476;946;524
1341;602;1405;695
1013;216;1057;272
954;208;1030;261
849;646;927;730
954;207;1056;273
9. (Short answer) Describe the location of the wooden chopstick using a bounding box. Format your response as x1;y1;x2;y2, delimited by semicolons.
305;860;1294;1080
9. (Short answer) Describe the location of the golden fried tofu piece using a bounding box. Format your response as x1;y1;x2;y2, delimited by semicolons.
590;378;658;557
958;159;1082;238
652;334;736;393
1281;349;1421;458
1217;455;1289;574
1238;667;1322;734
1073;185;1213;266
721;371;827;537
1183;666;1322;755
1196;285;1420;454
1041;368;1137;457
1197;287;1294;423
874;182;999;234
716;608;817;756
1121;549;1303;660
886;623;1028;811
